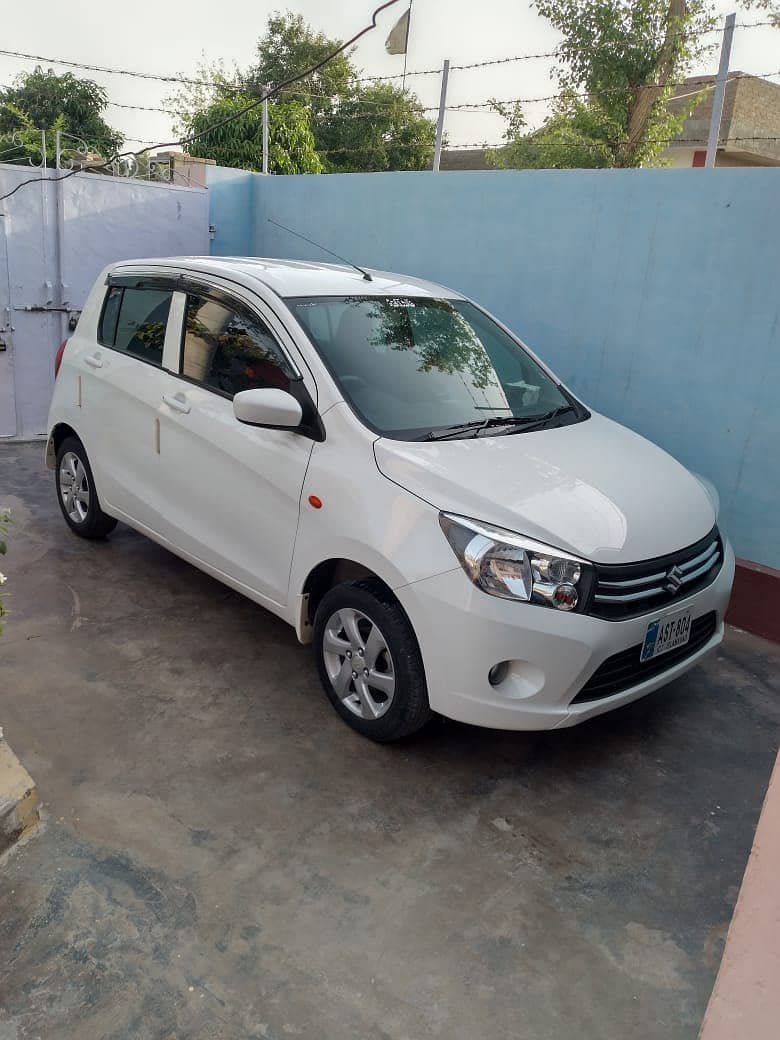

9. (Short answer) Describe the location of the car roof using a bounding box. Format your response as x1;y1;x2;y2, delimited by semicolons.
110;256;463;300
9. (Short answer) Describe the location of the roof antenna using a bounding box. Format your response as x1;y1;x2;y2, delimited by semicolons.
267;218;373;281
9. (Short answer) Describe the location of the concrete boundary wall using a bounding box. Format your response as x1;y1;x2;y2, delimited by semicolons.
0;165;209;440
207;166;780;571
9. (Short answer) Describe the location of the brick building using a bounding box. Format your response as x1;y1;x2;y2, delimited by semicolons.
665;73;780;167
441;74;780;170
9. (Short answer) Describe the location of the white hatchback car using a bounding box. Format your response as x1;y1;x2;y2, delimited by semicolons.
47;257;734;741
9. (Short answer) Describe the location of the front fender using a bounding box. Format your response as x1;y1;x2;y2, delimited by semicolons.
288;404;458;622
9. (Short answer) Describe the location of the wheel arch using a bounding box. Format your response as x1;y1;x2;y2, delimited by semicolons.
295;558;398;644
46;422;83;470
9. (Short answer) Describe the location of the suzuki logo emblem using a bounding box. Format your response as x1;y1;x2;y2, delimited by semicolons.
665;565;684;595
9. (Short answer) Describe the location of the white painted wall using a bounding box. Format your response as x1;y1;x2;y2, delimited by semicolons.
0;165;209;439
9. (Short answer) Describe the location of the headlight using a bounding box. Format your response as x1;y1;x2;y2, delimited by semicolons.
439;512;593;611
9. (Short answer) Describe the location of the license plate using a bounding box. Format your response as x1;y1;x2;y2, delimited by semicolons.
640;609;692;662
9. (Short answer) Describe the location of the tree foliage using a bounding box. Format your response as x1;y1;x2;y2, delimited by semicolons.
489;0;717;170
319;82;436;172
187;95;322;174
0;66;123;165
168;11;436;173
243;11;355;122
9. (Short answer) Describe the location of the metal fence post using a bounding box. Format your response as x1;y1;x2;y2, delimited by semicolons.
433;59;450;172
262;84;270;175
705;13;736;168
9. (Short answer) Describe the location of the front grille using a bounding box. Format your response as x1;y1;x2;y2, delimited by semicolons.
588;527;722;621
572;611;718;704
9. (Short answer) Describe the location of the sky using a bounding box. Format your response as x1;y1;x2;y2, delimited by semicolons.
2;0;778;152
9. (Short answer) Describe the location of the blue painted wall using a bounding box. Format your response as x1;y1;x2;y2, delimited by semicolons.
209;167;780;569
207;165;255;255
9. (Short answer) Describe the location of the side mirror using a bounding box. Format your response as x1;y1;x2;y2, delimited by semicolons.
233;388;303;430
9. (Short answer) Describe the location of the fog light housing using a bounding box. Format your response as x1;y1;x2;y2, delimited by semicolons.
552;582;578;610
488;661;510;686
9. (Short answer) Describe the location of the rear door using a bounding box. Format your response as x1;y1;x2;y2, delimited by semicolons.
156;283;316;607
79;276;177;534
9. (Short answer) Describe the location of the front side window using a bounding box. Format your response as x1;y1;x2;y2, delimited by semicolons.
288;295;584;440
98;286;172;366
181;294;294;397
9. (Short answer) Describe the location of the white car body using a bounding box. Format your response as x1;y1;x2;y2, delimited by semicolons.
47;257;734;732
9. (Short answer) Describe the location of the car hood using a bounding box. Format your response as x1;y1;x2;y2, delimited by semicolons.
374;413;716;564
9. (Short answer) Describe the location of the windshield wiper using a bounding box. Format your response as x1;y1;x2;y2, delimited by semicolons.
498;404;577;435
423;407;576;442
424;416;526;441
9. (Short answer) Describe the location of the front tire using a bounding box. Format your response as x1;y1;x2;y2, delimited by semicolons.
313;579;432;742
55;436;117;539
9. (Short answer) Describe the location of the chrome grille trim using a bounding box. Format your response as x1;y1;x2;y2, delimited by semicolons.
594;586;666;604
679;554;720;585
588;528;723;621
678;540;719;573
598;571;667;590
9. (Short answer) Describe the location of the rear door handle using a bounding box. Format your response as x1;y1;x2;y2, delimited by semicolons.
84;354;103;369
162;392;191;415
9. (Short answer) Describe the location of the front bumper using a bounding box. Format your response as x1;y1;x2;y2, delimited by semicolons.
395;539;735;730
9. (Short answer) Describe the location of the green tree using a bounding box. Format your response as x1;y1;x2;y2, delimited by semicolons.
0;66;123;163
489;0;717;170
319;82;436;172
186;95;322;174
243;11;355;122
167;11;437;173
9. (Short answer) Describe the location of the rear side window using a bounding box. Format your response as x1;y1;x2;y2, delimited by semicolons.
180;293;295;397
98;286;172;366
99;286;122;346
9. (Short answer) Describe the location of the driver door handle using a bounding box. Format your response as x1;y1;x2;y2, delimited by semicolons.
162;392;191;415
84;353;103;369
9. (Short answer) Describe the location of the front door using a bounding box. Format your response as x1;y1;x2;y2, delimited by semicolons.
156;285;315;608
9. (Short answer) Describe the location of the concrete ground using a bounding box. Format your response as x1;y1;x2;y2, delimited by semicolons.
1;440;778;1040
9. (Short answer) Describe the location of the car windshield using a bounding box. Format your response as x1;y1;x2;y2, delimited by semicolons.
288;295;583;440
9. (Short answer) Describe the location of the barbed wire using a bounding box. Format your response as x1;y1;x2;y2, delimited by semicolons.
318;132;780;157
356;21;777;80
0;22;775;90
438;69;780;111
1;17;777;172
0;0;406;202
88;66;780;127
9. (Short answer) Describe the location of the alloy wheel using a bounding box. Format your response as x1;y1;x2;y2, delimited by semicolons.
59;451;90;524
322;607;396;720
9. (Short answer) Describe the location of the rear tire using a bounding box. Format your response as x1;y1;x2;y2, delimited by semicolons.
55;436;117;539
313;579;432;742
